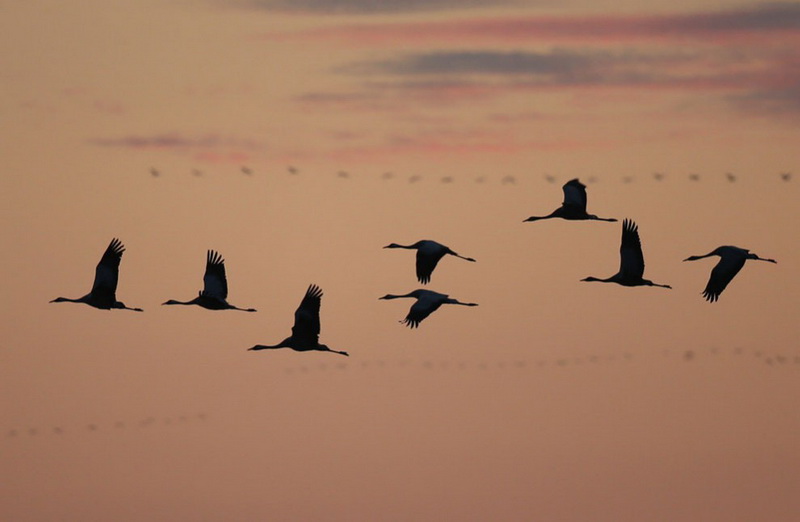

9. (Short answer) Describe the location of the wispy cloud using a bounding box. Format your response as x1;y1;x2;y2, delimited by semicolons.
88;133;267;163
287;4;800;117
263;3;800;45
233;0;516;14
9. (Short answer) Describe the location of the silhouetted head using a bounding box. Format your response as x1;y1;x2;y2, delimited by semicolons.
383;243;401;249
162;299;180;305
50;297;68;303
580;276;602;282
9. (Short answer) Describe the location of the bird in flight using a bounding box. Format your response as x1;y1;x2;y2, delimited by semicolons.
581;219;671;289
162;250;256;311
524;178;617;222
50;238;143;311
383;240;476;284
683;246;776;302
249;285;347;356
379;289;478;328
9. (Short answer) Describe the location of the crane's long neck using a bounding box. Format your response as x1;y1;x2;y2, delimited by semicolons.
683;252;716;262
50;296;86;304
162;299;196;306
249;338;292;351
380;292;416;300
581;276;614;283
384;243;417;250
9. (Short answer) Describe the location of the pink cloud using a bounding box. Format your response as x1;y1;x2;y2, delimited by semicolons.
259;4;800;47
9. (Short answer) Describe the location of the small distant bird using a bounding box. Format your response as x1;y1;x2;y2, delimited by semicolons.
622;176;633;184
241;166;253;176
288;165;299;175
382;171;394;180
475;176;486;183
150;167;161;178
379;289;478;328
780;172;792;181
249;285;347;356
581;219;671;289
51;238;143;311
683;246;776;302
192;168;203;177
441;176;454;183
725;172;736;183
524;178;617;222
653;172;665;181
501;175;516;184
337;170;349;179
544;175;556;184
689;173;700;181
162;250;256;311
383;240;476;284
408;175;422;183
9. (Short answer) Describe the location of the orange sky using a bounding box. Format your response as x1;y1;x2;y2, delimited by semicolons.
2;1;799;520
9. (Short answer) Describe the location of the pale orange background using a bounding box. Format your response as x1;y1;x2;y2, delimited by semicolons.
2;1;799;520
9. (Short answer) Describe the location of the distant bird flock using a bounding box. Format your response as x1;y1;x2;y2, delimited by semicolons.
52;178;778;355
148;165;793;184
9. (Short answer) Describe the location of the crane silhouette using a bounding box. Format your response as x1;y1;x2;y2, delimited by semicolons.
683;246;776;302
581;219;671;289
248;284;347;356
524;178;617;222
379;289;478;328
383;240;476;284
50;238;143;311
162;250;256;311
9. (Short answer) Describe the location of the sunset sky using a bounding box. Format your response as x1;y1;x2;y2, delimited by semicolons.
2;1;799;520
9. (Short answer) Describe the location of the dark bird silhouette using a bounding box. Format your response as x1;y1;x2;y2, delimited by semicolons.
50;238;143;311
780;172;791;182
683;246;776;302
524;178;617;222
162;250;256;311
383;240;476;284
653;172;665;181
379;289;478;328
689;173;700;181
581;219;671;289
725;172;737;182
249;285;347;356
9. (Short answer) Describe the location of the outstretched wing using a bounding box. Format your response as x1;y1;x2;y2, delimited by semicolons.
292;284;322;344
562;179;587;211
402;292;443;329
703;256;745;302
619;219;645;280
202;250;228;300
91;238;124;305
416;250;442;284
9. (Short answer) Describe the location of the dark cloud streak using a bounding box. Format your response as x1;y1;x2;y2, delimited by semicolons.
236;0;516;14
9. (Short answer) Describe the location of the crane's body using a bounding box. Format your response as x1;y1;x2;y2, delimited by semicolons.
379;289;478;328
383;240;476;284
684;246;776;302
582;219;671;289
50;238;143;312
525;178;617;223
163;250;256;312
249;285;347;356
